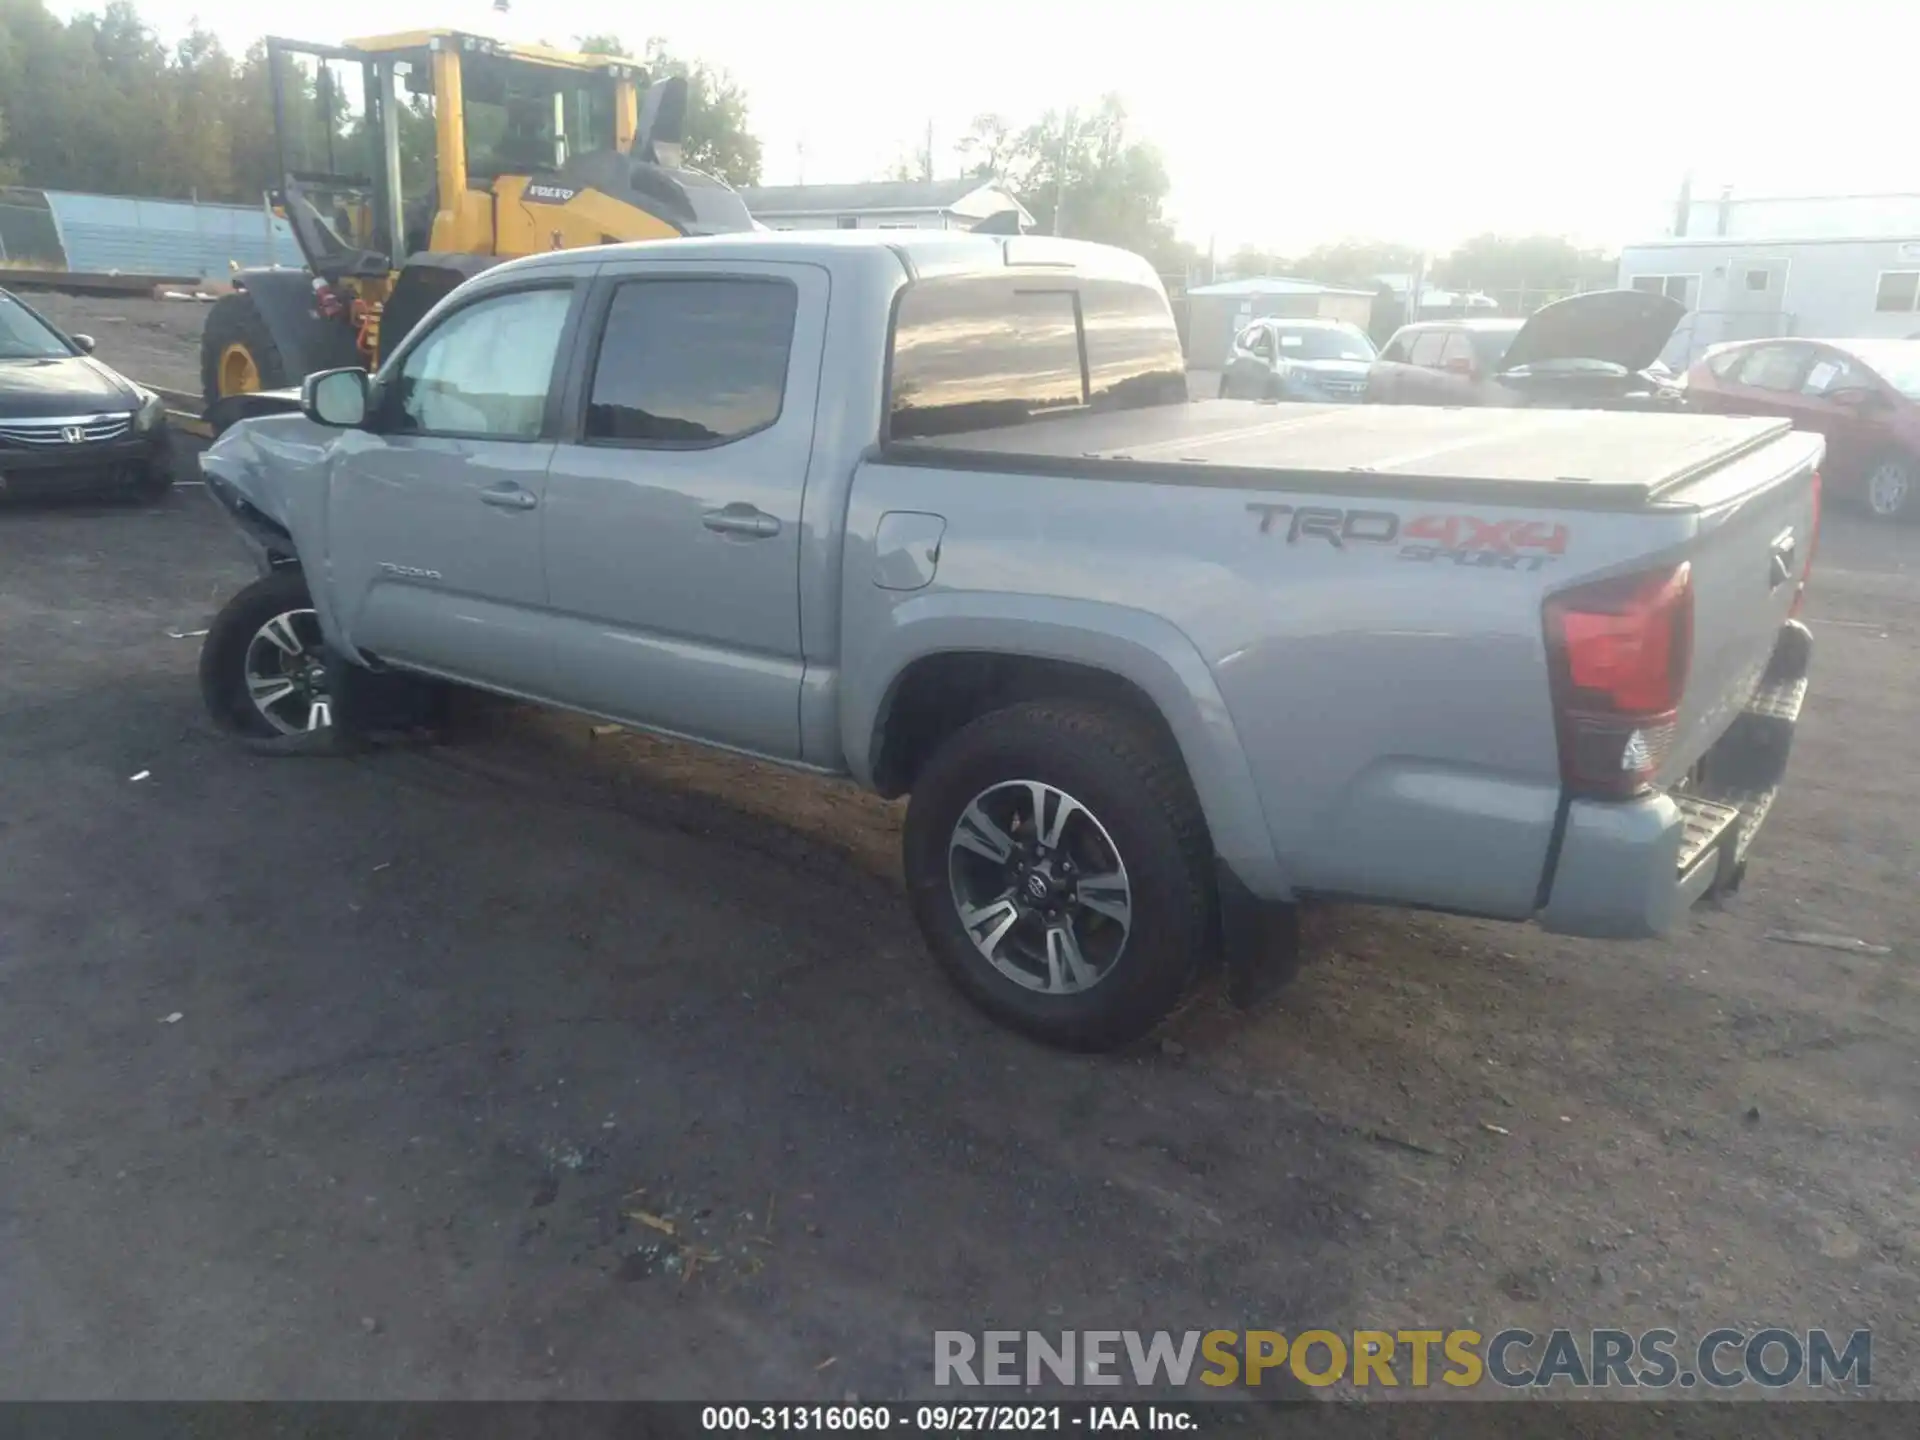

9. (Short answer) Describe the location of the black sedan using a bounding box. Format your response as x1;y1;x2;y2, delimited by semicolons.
1;288;172;500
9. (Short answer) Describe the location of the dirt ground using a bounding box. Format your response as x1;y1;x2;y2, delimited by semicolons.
0;310;1916;1402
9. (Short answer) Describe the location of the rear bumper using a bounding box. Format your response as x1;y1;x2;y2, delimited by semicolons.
1538;619;1811;939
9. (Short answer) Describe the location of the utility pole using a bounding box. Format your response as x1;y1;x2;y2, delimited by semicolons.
923;119;934;183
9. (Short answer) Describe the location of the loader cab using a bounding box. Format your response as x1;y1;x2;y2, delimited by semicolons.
266;30;647;284
205;29;749;407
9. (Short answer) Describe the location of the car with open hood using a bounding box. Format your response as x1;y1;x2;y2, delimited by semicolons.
0;287;172;501
1365;289;1688;412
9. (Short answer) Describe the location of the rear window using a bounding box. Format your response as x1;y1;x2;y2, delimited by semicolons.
886;273;1184;439
1469;326;1521;367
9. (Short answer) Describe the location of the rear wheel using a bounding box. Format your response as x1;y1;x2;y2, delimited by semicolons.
201;291;290;406
1864;455;1915;521
902;701;1215;1051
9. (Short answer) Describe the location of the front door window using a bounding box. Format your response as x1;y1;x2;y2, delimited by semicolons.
391;287;573;438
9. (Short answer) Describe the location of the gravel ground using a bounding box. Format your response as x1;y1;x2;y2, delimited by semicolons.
0;314;1915;1403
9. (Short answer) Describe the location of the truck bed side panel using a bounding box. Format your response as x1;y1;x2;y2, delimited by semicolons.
843;453;1704;912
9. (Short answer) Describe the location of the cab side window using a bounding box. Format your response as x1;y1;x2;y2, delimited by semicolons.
1439;331;1477;370
585;278;798;446
1407;331;1448;368
390;286;573;439
1732;343;1810;393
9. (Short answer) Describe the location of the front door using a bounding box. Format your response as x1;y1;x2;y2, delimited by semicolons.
327;282;578;695
539;261;827;759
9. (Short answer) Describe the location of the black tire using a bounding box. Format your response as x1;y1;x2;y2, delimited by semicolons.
200;569;330;742
126;441;176;501
200;291;290;406
902;701;1215;1051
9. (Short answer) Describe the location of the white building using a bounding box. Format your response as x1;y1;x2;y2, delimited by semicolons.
739;179;1033;233
1618;191;1920;367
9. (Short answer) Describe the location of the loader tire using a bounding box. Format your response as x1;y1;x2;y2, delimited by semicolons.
201;291;290;405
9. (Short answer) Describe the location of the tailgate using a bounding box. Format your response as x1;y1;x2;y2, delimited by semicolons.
1660;429;1822;782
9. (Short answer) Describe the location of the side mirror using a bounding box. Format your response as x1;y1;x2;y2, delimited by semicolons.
72;334;97;354
302;367;370;428
1829;387;1881;410
1442;355;1476;378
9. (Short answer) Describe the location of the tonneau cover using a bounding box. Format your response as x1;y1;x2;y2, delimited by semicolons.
887;401;1798;508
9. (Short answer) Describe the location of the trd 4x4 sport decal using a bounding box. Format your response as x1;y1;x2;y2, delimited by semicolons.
1245;503;1399;546
1399;515;1569;572
1247;503;1570;571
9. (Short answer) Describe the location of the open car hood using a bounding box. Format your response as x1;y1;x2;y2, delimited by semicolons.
1498;289;1686;374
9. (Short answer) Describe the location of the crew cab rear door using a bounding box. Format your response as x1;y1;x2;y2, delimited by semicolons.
538;260;828;759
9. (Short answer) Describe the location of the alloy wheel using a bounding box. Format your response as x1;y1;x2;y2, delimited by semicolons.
947;779;1133;995
1867;460;1911;519
242;608;333;735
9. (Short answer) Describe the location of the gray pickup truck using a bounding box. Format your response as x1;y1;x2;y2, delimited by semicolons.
197;231;1820;1050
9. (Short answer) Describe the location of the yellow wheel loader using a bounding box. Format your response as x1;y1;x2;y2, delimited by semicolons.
202;29;754;418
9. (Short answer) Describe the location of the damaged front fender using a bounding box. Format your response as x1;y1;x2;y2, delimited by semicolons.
199;414;359;659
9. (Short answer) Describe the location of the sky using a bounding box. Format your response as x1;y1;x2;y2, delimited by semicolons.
63;0;1920;255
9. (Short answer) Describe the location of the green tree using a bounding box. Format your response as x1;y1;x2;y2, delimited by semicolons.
956;113;1016;182
1225;245;1294;279
971;97;1181;270
1290;238;1423;288
1433;233;1618;305
576;32;762;187
0;107;20;185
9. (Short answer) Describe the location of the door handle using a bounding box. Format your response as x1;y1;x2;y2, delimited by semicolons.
480;484;538;511
702;504;781;539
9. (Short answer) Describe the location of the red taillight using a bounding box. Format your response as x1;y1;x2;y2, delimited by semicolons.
1544;562;1694;796
1790;469;1820;618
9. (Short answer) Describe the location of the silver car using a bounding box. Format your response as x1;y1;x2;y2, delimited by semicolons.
1218;318;1376;402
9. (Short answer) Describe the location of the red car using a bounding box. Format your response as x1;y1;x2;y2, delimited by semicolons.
1685;337;1920;521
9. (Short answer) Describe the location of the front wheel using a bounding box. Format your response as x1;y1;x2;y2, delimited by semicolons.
1864;455;1916;521
199;569;337;739
902;701;1215;1051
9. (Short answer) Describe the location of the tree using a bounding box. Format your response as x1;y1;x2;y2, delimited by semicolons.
1225;245;1293;280
1290;238;1423;288
0;106;19;185
956;113;1015;182
576;32;763;187
1433;233;1617;304
958;97;1184;272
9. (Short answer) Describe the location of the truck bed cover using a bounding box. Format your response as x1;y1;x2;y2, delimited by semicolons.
885;400;1800;510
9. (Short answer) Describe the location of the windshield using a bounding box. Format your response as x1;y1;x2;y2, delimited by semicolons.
464;58;618;180
0;293;73;360
1848;341;1920;400
1274;326;1375;362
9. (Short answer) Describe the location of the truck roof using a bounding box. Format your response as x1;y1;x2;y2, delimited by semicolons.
891;401;1807;509
494;228;1163;286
